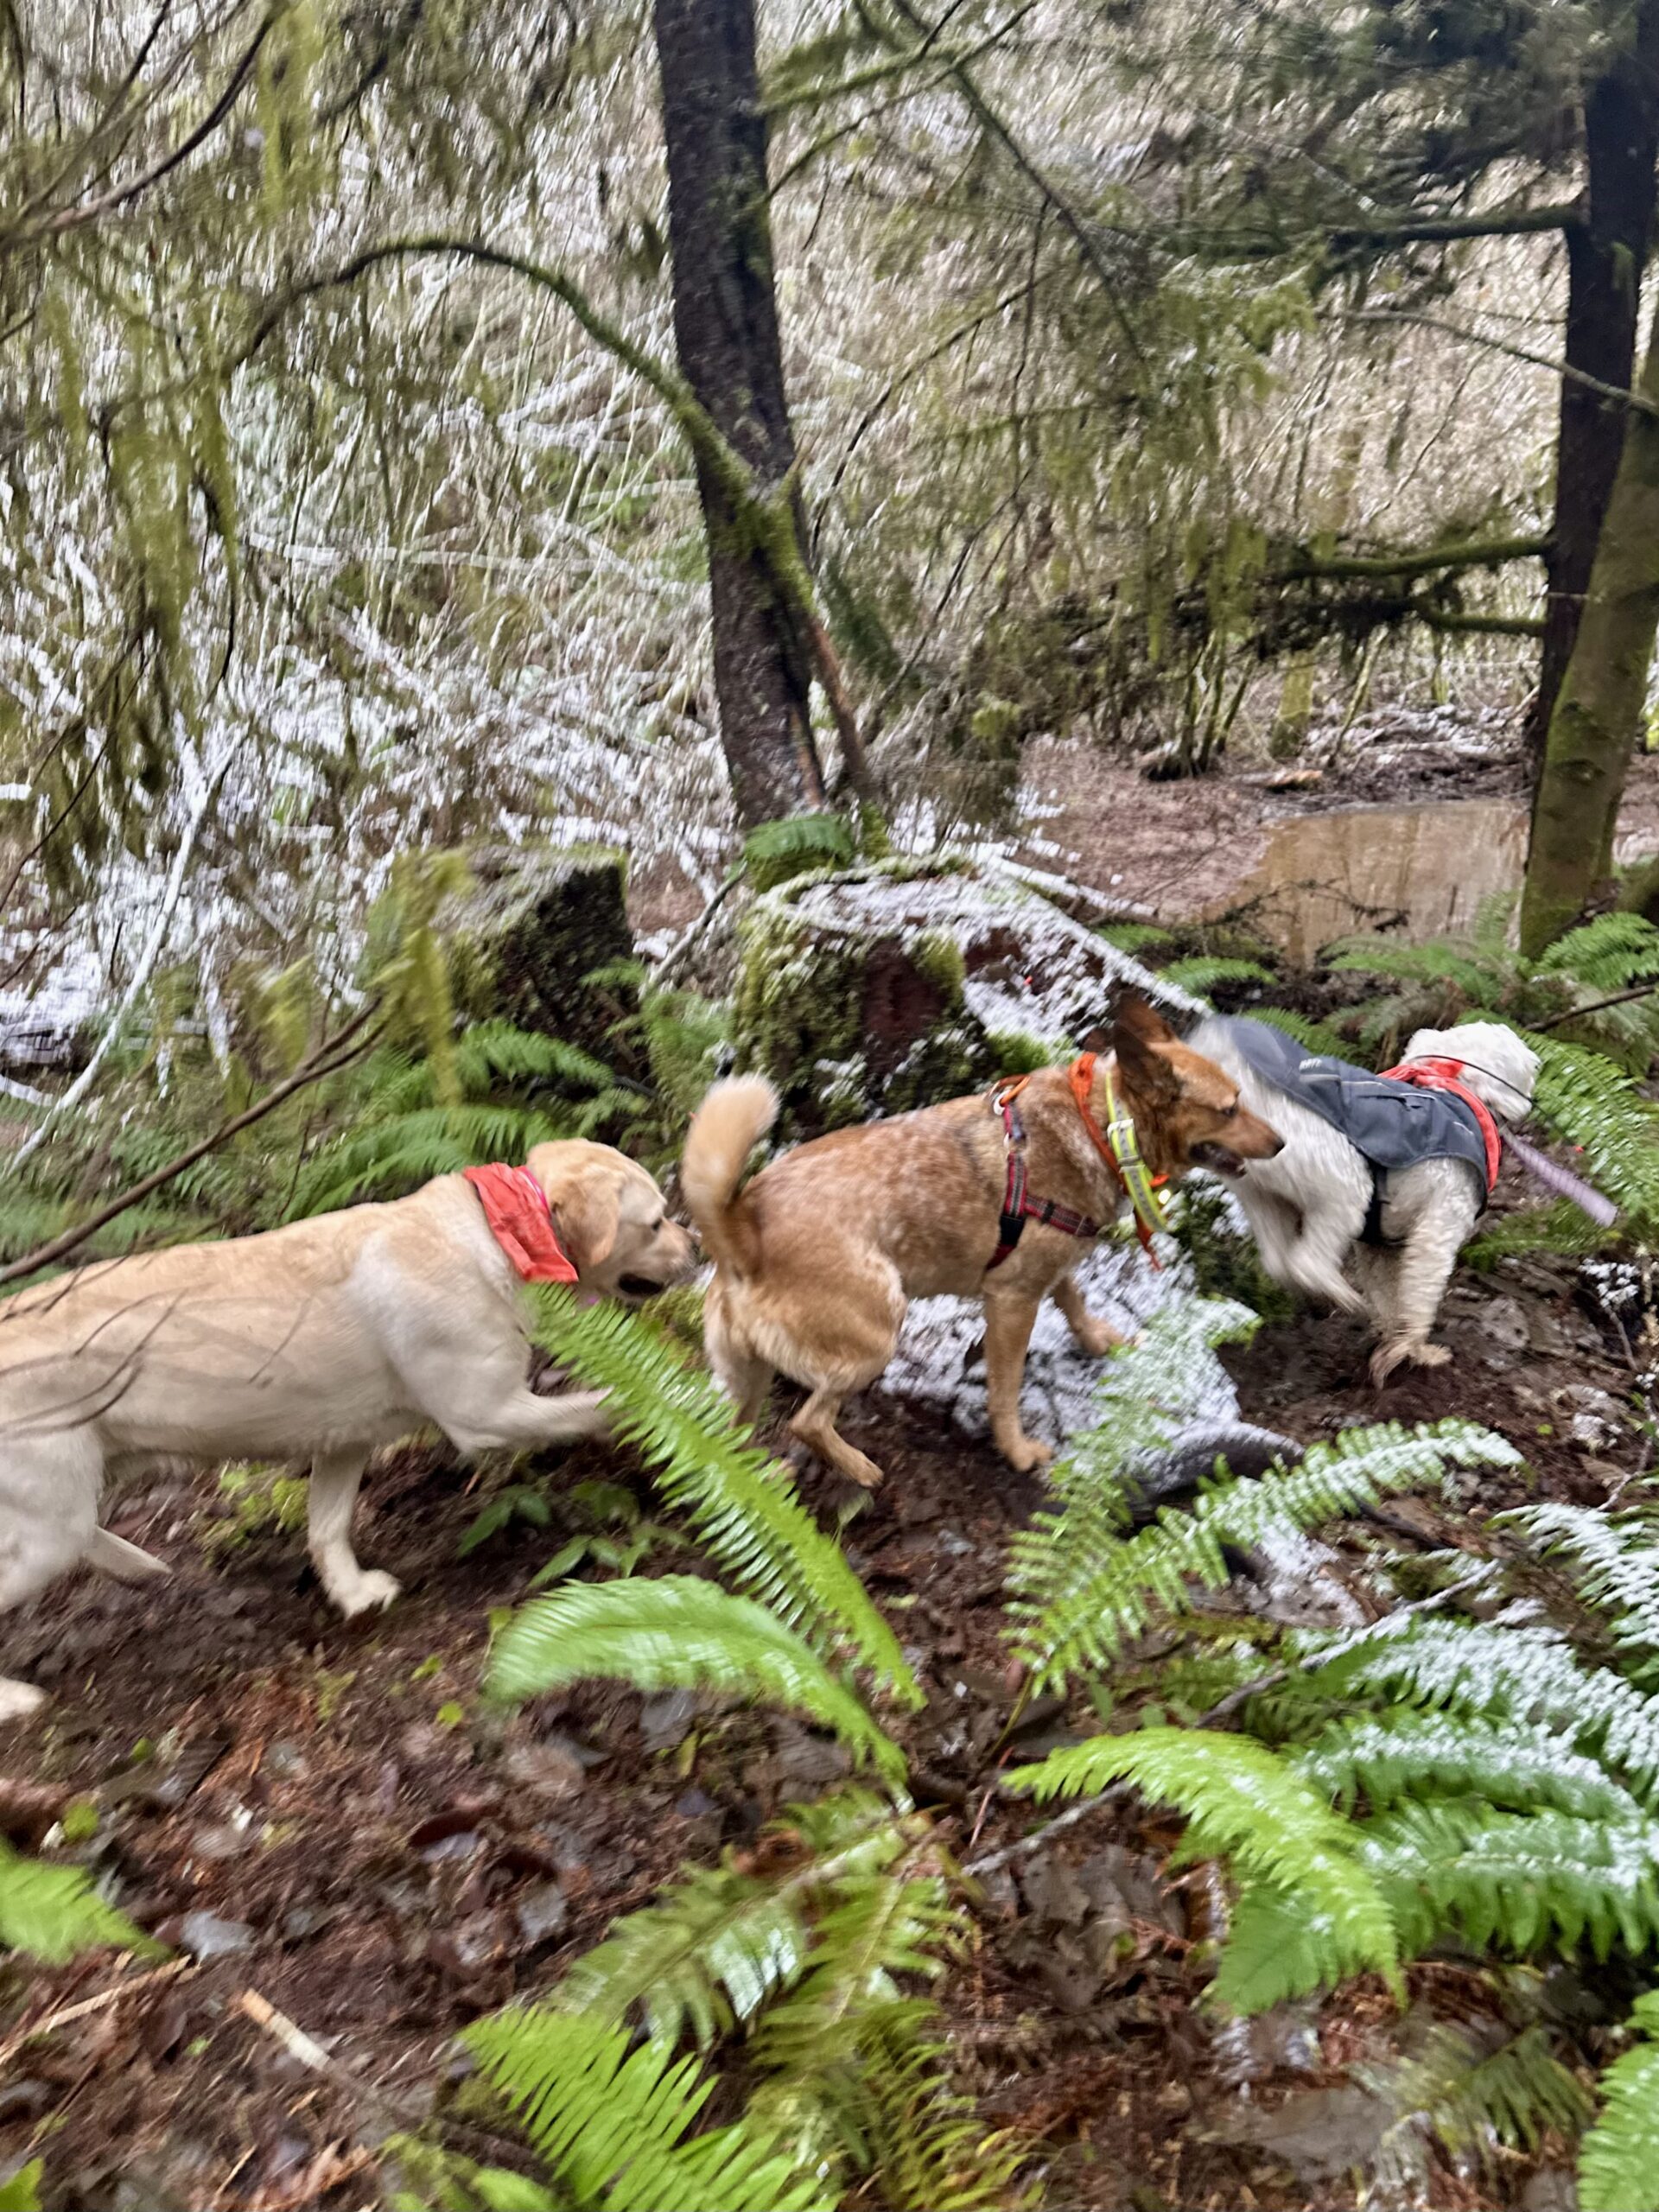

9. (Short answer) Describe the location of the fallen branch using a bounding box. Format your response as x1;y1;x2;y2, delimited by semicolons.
0;1002;382;1288
0;1957;190;2069
1534;980;1659;1029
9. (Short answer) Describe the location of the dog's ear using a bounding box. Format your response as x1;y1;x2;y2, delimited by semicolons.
1113;992;1179;1048
531;1148;622;1275
1078;1022;1111;1055
555;1177;620;1274
1111;1005;1179;1103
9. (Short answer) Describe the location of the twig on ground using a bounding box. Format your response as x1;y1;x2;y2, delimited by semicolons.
0;1957;191;2068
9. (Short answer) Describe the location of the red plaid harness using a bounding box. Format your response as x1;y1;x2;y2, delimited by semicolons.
984;1052;1166;1273
985;1080;1103;1270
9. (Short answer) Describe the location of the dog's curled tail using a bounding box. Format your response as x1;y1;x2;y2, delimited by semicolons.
683;1075;778;1277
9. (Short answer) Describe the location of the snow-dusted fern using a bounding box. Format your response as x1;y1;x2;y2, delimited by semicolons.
1003;1297;1517;1693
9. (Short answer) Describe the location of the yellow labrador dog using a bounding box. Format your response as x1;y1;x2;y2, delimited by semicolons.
0;1141;694;1719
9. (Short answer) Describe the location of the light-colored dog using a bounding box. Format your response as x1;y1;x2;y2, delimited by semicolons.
683;999;1284;1490
1189;1019;1539;1385
0;1141;695;1720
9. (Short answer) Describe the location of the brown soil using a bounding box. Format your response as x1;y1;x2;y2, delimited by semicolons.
1016;734;1659;938
0;1193;1639;2209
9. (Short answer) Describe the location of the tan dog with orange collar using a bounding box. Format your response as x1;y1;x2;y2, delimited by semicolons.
683;997;1283;1488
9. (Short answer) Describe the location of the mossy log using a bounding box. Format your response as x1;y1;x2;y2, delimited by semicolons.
729;857;1198;1136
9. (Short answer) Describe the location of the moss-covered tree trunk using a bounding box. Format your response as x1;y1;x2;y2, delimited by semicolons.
652;0;825;830
1527;0;1659;778
1519;299;1659;957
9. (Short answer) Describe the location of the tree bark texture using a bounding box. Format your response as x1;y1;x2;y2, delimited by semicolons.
652;0;825;829
1520;296;1659;957
1527;3;1659;777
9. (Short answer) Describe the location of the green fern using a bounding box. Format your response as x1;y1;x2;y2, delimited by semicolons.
289;1102;578;1217
1325;934;1500;1004
742;812;855;893
546;1789;912;2048
1503;1501;1659;1681
830;1998;1030;2212
1297;1709;1649;1823
486;1577;906;1786
463;2011;831;2212
1465;1198;1610;1268
1306;1617;1659;1808
1580;1991;1659;2212
1007;1726;1402;2012
0;1839;155;1962
1358;2021;1593;2174
1359;1795;1659;1961
1096;923;1172;954
1538;912;1659;990
1159;956;1275;999
1004;1309;1516;1692
522;1287;918;1706
285;1018;638;1218
1522;1033;1659;1233
1236;1003;1351;1059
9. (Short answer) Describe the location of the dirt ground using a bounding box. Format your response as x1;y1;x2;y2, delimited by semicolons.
1017;723;1659;944
0;1176;1640;2209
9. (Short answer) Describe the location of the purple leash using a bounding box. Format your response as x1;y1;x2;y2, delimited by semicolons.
1502;1129;1619;1230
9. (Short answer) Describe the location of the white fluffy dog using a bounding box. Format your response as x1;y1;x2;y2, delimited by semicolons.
1188;1018;1540;1385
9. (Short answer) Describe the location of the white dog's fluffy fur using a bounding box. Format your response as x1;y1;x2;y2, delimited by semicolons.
1188;1020;1540;1385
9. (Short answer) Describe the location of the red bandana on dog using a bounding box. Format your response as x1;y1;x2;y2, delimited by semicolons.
462;1164;579;1283
1376;1058;1501;1192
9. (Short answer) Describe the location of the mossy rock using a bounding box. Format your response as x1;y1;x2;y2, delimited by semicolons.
442;844;641;1071
729;856;1198;1137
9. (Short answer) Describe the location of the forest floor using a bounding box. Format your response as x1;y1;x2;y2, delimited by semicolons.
0;1179;1638;2211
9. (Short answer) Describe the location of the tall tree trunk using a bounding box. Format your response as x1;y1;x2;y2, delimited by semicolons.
1527;3;1659;779
1519;299;1659;957
652;0;825;830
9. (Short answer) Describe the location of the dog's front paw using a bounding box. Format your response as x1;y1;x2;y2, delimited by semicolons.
1408;1339;1453;1370
1001;1434;1053;1474
0;1680;48;1724
1074;1318;1126;1357
334;1568;403;1619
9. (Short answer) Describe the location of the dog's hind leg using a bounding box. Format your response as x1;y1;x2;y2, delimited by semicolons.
790;1387;887;1491
1368;1212;1465;1387
0;1434;101;1720
704;1287;772;1427
1050;1271;1125;1358
308;1446;400;1618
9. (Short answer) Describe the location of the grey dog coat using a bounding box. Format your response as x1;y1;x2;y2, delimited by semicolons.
1211;1017;1491;1236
